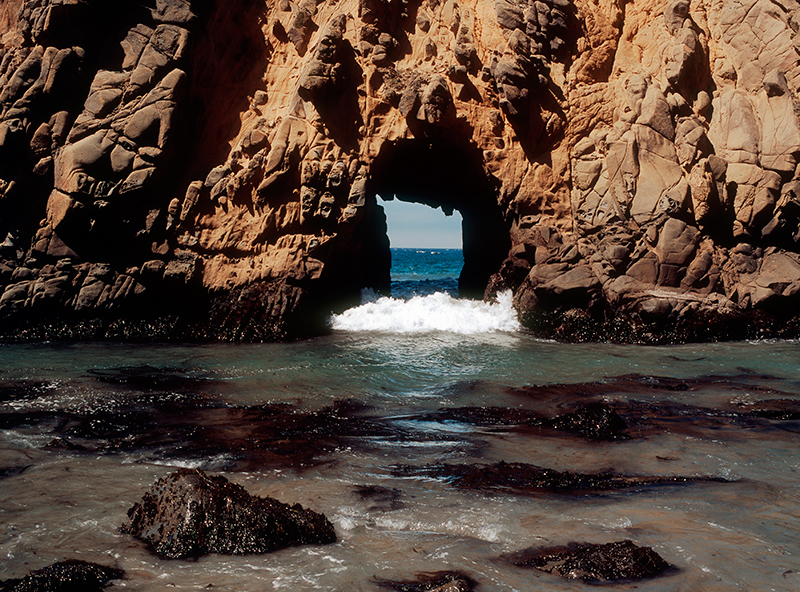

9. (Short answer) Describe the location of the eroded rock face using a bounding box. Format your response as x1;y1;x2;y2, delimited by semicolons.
121;468;336;558
0;0;799;341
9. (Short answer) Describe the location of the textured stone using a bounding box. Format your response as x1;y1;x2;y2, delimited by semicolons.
0;0;799;342
377;571;476;592
0;560;124;592
122;469;336;558
655;218;699;266
506;540;670;583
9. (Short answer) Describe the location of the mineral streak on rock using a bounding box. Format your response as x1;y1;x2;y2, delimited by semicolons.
0;559;124;592
503;539;671;583
121;468;336;558
1;0;800;341
396;460;731;494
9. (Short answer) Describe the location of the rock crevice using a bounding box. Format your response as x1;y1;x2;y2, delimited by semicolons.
0;0;799;341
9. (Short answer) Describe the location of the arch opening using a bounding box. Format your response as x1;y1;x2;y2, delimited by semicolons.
368;138;510;299
379;197;463;298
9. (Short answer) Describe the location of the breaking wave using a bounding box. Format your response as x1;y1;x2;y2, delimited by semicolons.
329;290;521;334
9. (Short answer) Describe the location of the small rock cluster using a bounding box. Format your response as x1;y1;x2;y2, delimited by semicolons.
6;371;774;587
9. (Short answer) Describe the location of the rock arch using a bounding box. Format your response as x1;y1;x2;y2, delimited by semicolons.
1;0;800;342
369;138;509;298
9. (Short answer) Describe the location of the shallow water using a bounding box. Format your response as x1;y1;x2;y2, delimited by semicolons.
1;248;799;591
1;331;800;591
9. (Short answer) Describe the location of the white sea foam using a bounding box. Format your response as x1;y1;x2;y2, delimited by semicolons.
329;290;521;333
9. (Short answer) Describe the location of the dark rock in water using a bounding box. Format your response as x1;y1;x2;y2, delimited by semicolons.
540;402;629;440
0;387;426;471
0;559;124;592
121;469;336;559
0;465;29;480
423;405;535;427
396;461;730;494
376;570;477;591
354;484;404;511
416;401;628;441
45;437;89;452
86;365;218;393
734;399;800;421
512;373;800;438
504;539;670;583
0;381;52;403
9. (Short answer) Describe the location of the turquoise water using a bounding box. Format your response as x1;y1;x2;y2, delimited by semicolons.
1;249;800;590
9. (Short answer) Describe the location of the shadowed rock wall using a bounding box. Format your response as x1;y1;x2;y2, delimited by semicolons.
0;0;799;341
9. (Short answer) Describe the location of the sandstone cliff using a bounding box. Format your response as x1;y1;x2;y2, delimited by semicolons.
0;0;799;341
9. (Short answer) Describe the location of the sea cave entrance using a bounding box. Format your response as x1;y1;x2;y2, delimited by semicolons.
368;138;510;300
379;197;463;298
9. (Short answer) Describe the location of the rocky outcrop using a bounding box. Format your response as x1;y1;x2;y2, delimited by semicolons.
0;559;124;591
0;0;800;341
395;460;730;494
121;468;336;558
504;540;671;583
416;401;630;440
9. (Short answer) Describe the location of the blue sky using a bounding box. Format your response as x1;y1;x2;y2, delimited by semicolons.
379;197;463;249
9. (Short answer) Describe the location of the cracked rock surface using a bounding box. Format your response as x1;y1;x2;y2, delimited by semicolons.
0;0;799;341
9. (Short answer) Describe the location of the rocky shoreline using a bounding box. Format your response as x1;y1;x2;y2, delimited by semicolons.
4;363;796;588
0;0;799;343
0;464;679;590
1;288;798;344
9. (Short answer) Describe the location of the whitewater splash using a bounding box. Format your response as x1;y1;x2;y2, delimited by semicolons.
330;290;521;333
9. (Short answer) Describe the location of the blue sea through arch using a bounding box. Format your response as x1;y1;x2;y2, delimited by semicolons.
389;247;463;299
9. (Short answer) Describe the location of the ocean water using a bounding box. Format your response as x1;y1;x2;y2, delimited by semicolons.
389;247;463;299
1;250;800;590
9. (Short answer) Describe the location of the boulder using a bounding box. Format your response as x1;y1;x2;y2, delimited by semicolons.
505;540;670;583
0;560;123;592
419;75;452;124
755;252;800;295
121;469;336;558
655;218;699;267
151;0;196;25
